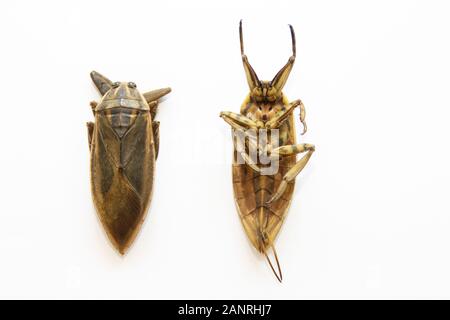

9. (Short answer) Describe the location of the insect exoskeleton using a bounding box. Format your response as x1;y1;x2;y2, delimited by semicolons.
220;21;315;282
87;71;171;255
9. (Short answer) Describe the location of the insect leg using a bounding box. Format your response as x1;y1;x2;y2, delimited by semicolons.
143;88;170;118
239;151;261;172
143;87;171;105
299;101;307;135
265;100;302;129
87;101;97;151
90;101;97;116
221;112;264;172
267;143;315;204
221;114;246;131
87;122;94;151
150;101;159;120
152;121;160;160
234;137;261;173
269;143;315;159
90;71;113;96
220;111;262;129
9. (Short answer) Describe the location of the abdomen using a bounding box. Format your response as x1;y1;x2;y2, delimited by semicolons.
232;115;296;253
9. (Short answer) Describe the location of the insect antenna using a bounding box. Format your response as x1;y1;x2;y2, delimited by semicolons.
264;245;283;283
239;19;245;55
289;24;296;58
239;20;261;90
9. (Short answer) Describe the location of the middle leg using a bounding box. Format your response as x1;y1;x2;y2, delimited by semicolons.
149;101;158;120
87;122;94;151
152;121;160;160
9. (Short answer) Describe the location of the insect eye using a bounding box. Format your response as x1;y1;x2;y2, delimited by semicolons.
128;82;137;89
112;82;120;88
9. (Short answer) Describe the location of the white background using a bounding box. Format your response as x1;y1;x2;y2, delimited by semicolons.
1;0;450;299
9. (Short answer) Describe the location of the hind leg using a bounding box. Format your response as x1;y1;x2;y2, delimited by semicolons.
268;143;315;160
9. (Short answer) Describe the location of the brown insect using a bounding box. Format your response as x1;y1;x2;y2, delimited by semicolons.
220;21;315;282
87;71;170;255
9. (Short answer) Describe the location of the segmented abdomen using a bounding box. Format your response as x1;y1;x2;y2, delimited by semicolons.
232;155;295;252
232;116;297;253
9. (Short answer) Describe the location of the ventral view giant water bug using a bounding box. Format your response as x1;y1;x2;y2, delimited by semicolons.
220;21;315;282
87;71;171;255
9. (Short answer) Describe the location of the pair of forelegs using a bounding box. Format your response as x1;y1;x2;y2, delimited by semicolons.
220;99;307;133
220;101;314;204
220;99;305;171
